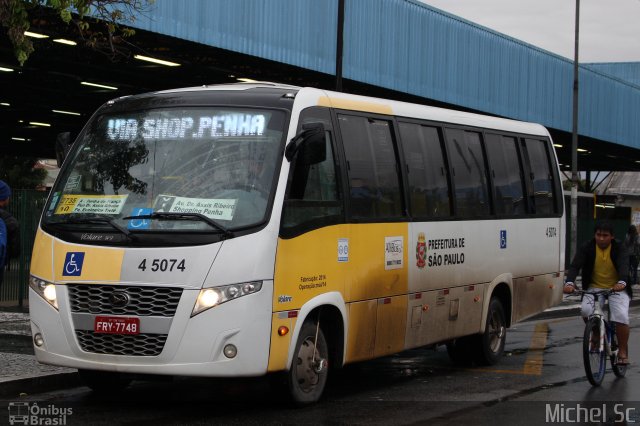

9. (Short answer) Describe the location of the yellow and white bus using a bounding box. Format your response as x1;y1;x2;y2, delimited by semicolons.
29;83;564;403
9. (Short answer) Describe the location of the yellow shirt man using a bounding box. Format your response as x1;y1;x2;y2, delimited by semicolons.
591;244;618;289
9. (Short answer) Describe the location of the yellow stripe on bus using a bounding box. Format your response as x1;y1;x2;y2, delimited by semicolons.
30;229;54;281
317;96;393;115
53;240;125;282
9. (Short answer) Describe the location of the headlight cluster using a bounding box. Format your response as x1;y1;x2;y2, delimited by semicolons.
29;276;58;309
192;281;263;317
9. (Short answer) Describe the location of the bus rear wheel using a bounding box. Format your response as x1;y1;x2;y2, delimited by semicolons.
287;322;329;405
474;297;506;365
78;369;132;393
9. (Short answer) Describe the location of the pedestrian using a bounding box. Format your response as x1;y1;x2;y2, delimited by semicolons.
0;180;20;290
624;224;640;286
564;221;632;365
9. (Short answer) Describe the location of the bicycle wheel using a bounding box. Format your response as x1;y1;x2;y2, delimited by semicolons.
610;331;628;378
583;318;606;386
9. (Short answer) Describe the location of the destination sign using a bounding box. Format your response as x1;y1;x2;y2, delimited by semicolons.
106;113;267;141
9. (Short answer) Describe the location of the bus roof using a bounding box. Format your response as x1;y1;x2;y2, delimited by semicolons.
110;82;549;137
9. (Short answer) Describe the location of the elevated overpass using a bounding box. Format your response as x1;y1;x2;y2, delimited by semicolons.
1;0;639;172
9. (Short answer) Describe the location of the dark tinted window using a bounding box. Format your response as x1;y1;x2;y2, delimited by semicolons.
485;134;526;216
281;107;343;235
338;115;403;219
398;122;450;218
445;129;490;217
524;138;556;215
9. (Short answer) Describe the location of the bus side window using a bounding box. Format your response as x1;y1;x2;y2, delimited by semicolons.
338;114;403;220
398;122;451;218
444;128;491;218
485;134;527;216
523;138;557;215
281;108;343;237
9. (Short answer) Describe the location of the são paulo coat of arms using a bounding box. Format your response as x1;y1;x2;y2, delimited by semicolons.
416;232;426;269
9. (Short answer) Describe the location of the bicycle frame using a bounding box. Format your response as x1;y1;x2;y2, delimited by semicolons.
584;293;614;356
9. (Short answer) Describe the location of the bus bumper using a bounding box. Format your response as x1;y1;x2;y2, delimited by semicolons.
29;282;273;377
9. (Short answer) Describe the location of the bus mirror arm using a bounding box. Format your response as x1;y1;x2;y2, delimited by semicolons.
285;123;325;163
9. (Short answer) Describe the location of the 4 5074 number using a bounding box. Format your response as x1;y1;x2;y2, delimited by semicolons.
138;258;186;272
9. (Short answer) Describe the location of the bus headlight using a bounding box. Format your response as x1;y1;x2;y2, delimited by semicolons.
29;276;58;310
192;281;263;317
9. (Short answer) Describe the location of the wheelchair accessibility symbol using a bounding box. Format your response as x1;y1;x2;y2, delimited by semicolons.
128;207;153;230
63;252;85;276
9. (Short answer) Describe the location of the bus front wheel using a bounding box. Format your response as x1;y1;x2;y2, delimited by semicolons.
287;321;329;405
474;297;506;365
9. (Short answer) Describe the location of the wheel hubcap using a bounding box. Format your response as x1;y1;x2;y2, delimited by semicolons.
295;337;325;392
488;311;505;353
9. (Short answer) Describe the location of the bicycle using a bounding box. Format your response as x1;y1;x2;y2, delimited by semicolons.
575;289;628;386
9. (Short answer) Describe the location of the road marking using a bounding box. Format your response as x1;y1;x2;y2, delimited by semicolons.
522;322;549;375
469;322;550;376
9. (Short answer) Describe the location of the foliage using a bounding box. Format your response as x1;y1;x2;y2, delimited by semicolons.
0;0;155;65
0;157;48;189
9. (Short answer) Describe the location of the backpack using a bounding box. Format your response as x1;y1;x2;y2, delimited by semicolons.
0;217;7;269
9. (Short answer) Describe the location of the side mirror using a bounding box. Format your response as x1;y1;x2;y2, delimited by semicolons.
55;132;73;167
285;123;326;164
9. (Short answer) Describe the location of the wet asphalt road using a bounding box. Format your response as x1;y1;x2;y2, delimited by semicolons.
2;306;639;425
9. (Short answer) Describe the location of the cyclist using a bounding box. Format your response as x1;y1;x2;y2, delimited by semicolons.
564;221;632;365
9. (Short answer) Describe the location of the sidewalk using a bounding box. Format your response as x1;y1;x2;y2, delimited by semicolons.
0;307;78;398
1;285;638;398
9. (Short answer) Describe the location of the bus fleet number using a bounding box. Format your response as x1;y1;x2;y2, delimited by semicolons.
546;227;557;238
138;258;186;272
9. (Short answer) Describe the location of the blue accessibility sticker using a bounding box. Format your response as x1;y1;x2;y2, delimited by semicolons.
127;208;153;230
63;252;85;276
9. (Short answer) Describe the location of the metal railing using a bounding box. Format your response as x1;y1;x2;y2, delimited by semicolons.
1;190;48;306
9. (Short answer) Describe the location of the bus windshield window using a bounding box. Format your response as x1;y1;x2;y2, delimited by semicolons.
43;108;286;232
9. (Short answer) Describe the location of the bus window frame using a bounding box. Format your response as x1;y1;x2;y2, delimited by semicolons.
394;117;454;222
279;106;346;239
483;131;530;219
333;109;408;224
520;136;562;217
442;125;494;220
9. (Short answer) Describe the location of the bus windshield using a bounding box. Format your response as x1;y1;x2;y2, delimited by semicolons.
43;107;286;234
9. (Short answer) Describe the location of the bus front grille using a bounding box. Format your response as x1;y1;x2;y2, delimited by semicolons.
67;284;182;317
76;330;168;356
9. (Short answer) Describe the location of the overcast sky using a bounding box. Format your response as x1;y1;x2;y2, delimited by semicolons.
420;0;640;63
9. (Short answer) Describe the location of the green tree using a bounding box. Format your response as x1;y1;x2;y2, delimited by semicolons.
0;157;48;189
0;0;154;65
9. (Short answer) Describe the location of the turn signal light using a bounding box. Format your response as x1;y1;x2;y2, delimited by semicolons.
278;326;289;336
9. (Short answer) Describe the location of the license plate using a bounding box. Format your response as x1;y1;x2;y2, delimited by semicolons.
94;316;140;335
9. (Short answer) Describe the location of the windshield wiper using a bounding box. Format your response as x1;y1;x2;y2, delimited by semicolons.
122;212;233;238
57;216;136;240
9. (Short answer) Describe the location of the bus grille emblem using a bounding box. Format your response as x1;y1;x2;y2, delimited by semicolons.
109;291;130;307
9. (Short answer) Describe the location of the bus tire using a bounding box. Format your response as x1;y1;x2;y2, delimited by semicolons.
475;297;506;365
287;322;329;405
78;369;132;393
